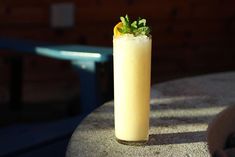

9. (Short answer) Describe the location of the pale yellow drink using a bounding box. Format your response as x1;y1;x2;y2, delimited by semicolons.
113;34;151;144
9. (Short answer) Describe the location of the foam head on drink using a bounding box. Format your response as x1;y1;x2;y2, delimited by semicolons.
113;15;152;145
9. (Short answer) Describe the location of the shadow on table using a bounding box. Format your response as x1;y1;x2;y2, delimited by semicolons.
147;131;206;145
100;95;228;112
152;115;212;127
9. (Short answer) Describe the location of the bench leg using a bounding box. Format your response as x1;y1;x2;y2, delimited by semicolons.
72;61;101;114
9;56;23;111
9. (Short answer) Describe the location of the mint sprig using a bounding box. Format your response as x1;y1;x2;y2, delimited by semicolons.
118;15;151;36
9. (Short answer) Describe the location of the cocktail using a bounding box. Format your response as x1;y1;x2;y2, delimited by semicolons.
113;15;152;145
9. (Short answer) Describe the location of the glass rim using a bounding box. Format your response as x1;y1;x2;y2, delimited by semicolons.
113;34;152;40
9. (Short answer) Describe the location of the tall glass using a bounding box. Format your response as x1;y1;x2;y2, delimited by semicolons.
113;34;152;145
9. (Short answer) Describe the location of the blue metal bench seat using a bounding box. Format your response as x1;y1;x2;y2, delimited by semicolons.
0;37;113;114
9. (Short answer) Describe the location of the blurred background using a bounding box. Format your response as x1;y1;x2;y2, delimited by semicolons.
0;0;235;156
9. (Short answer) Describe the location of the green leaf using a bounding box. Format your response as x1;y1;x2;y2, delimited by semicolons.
139;19;146;26
131;21;137;28
117;15;151;36
120;17;126;25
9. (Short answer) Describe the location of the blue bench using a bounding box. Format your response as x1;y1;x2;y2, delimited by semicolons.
0;37;113;156
0;37;113;114
36;45;113;114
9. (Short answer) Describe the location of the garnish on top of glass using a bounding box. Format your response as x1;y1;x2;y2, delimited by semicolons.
113;15;151;38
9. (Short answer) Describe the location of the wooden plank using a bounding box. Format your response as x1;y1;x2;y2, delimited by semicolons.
1;0;50;6
0;5;48;25
0;29;53;42
23;56;77;81
172;20;227;34
23;81;80;103
75;2;190;23
153;32;188;48
189;32;229;45
191;2;235;19
189;0;220;6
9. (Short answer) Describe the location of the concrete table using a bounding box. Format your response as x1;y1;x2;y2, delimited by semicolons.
66;72;235;157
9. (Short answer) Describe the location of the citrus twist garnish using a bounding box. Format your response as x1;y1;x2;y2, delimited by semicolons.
113;22;123;37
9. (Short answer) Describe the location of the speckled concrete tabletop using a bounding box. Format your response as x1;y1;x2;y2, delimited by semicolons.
66;72;235;157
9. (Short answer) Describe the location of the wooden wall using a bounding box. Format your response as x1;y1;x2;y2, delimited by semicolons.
0;0;235;104
0;0;234;63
